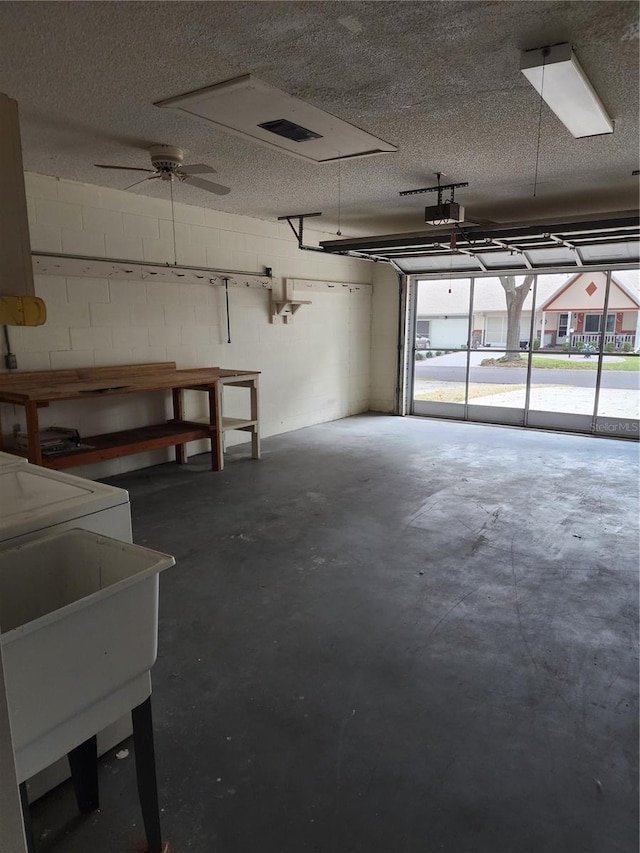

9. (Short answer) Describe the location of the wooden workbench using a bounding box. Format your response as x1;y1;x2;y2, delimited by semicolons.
0;362;260;471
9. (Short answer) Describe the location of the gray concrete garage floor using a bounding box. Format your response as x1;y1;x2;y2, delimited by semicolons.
30;415;639;853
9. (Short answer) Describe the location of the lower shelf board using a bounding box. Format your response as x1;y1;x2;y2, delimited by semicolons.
19;423;212;469
222;417;258;432
180;416;258;432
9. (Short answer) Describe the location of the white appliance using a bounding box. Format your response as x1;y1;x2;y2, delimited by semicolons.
0;464;132;547
0;529;174;785
0;451;26;471
0;463;133;799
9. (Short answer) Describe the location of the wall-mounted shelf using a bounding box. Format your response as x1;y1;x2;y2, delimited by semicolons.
272;298;311;315
269;286;312;324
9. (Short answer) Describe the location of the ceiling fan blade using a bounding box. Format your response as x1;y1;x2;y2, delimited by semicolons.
180;163;217;176
184;175;231;196
124;174;161;191
94;163;155;172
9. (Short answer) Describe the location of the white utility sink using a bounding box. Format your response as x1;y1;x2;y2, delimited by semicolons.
0;528;174;782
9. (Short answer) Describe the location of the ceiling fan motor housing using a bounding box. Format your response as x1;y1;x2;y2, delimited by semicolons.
149;144;185;172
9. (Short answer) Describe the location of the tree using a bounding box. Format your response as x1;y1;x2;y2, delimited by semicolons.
497;274;535;363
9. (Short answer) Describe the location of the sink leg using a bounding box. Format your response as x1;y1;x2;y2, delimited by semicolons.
19;782;36;853
132;697;162;853
67;735;99;813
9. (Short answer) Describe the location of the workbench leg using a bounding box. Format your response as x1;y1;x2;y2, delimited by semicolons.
25;402;43;466
250;379;260;460
67;735;99;814
209;382;224;472
172;388;187;464
132;698;163;853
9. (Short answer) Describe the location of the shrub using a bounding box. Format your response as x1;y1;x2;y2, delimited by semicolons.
415;351;426;360
623;341;633;352
562;340;570;352
604;342;615;352
435;350;443;356
576;341;585;351
426;350;433;358
533;339;541;350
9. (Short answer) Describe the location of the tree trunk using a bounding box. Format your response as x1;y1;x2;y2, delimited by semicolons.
498;274;534;364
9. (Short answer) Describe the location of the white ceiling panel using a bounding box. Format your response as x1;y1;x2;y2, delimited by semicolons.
156;75;398;163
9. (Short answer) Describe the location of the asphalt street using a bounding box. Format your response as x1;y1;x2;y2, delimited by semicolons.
414;361;639;389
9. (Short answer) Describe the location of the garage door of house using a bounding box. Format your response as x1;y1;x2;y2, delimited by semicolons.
412;272;639;439
428;318;469;350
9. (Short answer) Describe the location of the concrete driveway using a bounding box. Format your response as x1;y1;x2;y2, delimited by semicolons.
413;352;640;418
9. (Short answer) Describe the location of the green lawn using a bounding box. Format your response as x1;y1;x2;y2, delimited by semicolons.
530;356;640;371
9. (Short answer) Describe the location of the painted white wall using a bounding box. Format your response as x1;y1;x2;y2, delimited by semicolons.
369;264;398;413
2;174;374;477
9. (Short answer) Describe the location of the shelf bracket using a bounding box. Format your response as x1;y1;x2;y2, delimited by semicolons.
269;279;312;324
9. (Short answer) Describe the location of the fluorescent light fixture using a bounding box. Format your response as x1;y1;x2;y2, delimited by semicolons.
520;43;613;138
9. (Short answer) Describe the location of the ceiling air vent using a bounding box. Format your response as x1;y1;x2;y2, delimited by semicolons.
155;74;397;164
257;119;322;143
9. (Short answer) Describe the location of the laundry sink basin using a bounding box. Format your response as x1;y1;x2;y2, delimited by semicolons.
0;528;174;782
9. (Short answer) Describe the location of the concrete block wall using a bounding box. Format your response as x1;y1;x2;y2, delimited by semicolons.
370;263;399;413
2;173;376;477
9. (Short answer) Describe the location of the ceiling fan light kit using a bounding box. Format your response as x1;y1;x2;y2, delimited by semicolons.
520;43;614;138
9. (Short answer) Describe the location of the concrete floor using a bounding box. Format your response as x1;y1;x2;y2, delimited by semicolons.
30;415;639;853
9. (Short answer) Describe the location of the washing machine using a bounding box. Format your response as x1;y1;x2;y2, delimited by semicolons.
0;463;133;799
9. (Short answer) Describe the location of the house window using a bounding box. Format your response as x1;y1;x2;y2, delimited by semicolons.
584;313;615;333
558;313;569;337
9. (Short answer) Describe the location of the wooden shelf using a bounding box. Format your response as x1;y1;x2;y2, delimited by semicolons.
23;423;211;470
272;299;311;315
270;291;312;323
222;417;258;432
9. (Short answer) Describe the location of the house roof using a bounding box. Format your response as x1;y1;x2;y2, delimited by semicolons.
417;270;640;316
417;276;562;316
540;271;640;310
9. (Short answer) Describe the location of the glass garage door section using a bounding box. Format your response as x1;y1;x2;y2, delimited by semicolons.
465;275;538;427
412;278;471;420
592;270;640;439
410;269;640;438
526;273;600;432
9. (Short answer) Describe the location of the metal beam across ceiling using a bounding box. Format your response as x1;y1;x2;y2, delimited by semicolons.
318;214;640;275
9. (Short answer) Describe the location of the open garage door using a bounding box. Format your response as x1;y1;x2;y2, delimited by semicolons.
412;270;639;438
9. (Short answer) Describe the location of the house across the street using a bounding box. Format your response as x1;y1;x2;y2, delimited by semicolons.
416;271;640;350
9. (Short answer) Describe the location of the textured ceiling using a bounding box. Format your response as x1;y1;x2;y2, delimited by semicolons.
0;1;638;237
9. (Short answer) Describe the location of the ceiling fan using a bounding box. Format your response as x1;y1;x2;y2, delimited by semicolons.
94;144;231;195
